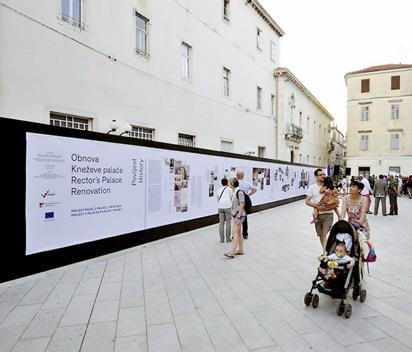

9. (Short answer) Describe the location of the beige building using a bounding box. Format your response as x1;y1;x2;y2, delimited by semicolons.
345;64;412;177
329;125;346;177
274;67;333;166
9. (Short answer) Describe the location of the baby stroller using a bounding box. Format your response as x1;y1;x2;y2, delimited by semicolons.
304;220;367;318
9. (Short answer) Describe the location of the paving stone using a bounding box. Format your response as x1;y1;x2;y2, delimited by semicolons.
74;278;101;296
45;325;86;352
89;299;119;324
0;304;41;328
147;323;181;352
254;310;312;352
96;282;122;302
11;337;50;352
119;280;144;308
59;295;95;326
191;290;224;319
345;342;382;352
203;315;245;350
116;307;146;337
0;282;36;303
114;334;147;352
174;313;214;352
19;278;60;306
167;289;197;317
22;309;65;339
81;321;116;352
145;290;173;326
0;326;25;352
219;299;276;350
371;337;412;352
41;284;77;310
367;315;412;348
0;302;17;324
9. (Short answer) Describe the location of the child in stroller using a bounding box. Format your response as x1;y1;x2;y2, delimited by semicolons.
304;220;367;318
318;242;355;279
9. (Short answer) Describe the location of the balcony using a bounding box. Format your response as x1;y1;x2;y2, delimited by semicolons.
285;123;303;142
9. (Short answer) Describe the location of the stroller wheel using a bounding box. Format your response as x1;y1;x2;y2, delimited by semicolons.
312;294;319;308
352;287;360;301
344;304;352;318
336;302;345;316
304;292;313;306
359;289;367;303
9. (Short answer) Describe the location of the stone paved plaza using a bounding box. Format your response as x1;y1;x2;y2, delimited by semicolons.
1;197;412;352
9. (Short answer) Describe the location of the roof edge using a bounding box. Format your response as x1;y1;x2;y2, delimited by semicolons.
345;64;412;78
274;67;335;121
248;0;285;37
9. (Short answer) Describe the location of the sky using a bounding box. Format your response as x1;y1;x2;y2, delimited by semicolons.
259;0;412;134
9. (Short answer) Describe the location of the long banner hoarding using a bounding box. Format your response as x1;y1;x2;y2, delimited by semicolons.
26;132;316;254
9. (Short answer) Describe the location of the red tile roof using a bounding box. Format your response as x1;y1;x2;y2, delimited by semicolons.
345;64;412;76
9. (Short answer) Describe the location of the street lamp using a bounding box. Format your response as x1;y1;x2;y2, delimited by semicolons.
119;123;132;136
106;120;119;134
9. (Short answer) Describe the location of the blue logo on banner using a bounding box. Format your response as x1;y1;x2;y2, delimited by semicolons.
45;212;54;219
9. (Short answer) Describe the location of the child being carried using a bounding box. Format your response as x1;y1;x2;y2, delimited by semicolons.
311;176;340;224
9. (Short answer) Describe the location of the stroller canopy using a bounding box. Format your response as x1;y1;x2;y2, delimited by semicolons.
326;220;357;257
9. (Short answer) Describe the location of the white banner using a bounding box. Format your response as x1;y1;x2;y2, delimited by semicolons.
26;133;315;254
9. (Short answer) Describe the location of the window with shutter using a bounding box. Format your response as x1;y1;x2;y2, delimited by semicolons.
361;79;370;93
391;76;400;90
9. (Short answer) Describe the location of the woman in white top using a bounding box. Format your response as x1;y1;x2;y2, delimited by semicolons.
224;178;246;258
216;178;233;243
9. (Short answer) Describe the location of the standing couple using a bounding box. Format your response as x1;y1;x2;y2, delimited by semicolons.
306;169;371;254
217;171;256;258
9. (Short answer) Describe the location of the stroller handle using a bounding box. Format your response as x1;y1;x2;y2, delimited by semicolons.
351;223;360;230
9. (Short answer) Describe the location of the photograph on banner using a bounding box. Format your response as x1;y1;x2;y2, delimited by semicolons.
223;166;237;180
252;168;271;190
173;159;189;212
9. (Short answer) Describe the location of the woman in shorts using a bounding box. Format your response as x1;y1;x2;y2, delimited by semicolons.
224;178;246;258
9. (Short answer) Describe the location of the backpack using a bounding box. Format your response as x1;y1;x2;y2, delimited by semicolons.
364;241;377;263
359;232;377;263
236;190;252;214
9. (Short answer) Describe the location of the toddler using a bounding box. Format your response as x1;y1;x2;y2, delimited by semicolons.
311;176;340;224
318;242;355;279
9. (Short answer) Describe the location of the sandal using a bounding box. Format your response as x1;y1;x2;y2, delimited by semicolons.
224;252;235;258
235;251;244;255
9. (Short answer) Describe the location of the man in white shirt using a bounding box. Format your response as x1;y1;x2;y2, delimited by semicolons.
236;171;257;239
305;168;334;254
217;178;233;243
360;176;373;214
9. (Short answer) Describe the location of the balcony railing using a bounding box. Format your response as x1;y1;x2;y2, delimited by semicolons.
285;123;303;141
